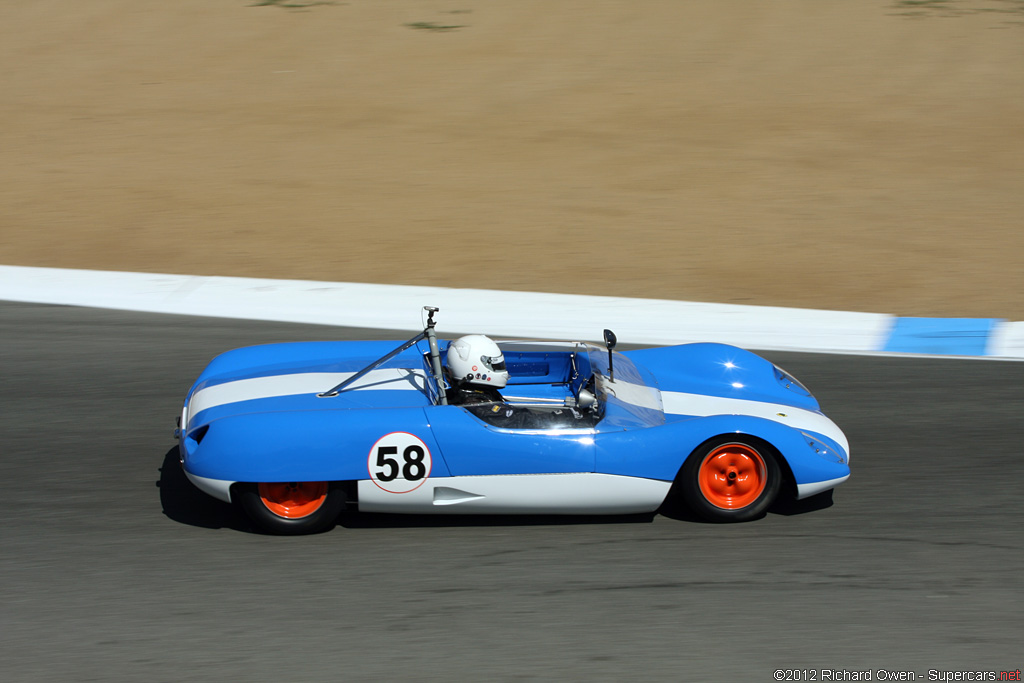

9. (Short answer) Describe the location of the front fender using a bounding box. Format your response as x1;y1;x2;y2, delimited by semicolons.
596;414;849;492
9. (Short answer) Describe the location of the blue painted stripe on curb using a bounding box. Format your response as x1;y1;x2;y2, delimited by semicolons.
882;317;1002;356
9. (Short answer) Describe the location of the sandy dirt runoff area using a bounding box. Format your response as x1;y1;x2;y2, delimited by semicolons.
2;1;1022;318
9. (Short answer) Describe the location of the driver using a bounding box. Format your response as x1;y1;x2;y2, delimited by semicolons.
446;334;540;428
445;335;591;429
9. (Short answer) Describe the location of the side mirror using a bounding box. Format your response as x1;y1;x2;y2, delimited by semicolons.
602;329;617;381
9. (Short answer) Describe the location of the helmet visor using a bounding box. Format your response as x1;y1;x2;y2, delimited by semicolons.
480;354;506;372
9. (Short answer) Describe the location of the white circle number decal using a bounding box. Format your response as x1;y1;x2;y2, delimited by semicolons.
368;432;432;493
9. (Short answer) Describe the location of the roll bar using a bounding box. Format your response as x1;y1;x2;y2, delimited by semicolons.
318;306;449;404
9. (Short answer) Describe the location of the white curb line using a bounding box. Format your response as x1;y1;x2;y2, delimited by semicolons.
1;265;1020;359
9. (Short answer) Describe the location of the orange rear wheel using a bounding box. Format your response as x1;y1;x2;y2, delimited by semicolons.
258;481;328;519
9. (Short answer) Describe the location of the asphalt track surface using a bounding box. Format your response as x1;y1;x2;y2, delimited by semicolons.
2;302;1021;682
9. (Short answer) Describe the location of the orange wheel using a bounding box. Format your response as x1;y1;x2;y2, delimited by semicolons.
257;481;329;519
678;437;782;522
239;481;344;535
696;446;770;509
697;444;768;510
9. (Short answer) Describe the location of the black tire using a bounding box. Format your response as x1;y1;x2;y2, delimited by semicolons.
237;481;345;535
679;437;782;522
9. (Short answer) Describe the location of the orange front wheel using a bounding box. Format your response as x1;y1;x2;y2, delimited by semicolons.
681;438;781;522
697;444;768;510
239;481;345;535
258;482;329;519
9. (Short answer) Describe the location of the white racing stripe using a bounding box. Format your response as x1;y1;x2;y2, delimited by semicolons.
188;368;427;424
661;391;850;458
188;367;849;457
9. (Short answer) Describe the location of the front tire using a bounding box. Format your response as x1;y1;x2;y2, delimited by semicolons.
680;437;781;522
238;481;345;535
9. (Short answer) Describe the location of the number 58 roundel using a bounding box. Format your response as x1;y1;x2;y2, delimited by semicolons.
367;432;433;494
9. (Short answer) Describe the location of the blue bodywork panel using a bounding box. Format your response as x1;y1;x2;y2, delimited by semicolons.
186;407;450;483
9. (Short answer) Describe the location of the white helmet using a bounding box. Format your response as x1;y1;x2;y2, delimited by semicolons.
446;335;510;389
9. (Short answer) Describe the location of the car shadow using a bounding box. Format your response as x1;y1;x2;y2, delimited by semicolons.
335;510;656;529
654;496;708;523
657;481;834;523
770;488;834;516
156;446;252;532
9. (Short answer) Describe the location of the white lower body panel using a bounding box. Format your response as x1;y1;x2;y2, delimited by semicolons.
185;470;235;503
796;474;849;499
358;473;672;515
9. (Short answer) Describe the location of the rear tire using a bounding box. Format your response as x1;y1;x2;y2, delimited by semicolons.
680;437;781;522
238;481;345;535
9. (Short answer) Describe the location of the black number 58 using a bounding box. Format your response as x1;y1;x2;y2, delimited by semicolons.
375;445;427;481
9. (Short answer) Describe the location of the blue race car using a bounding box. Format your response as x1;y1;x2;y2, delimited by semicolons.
176;307;850;534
